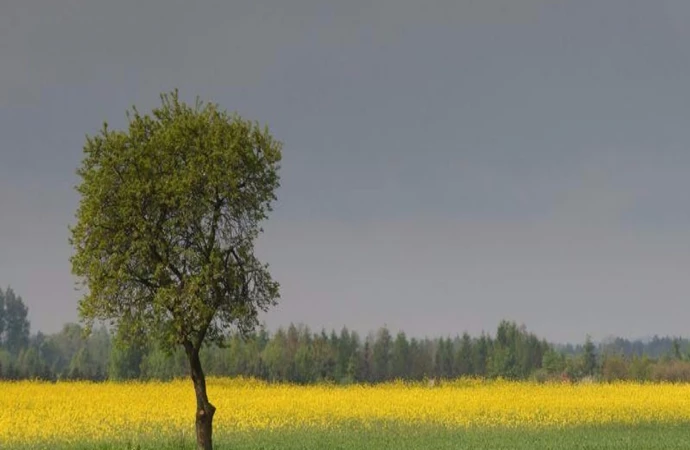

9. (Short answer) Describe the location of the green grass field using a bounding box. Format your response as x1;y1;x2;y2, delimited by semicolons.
7;423;690;450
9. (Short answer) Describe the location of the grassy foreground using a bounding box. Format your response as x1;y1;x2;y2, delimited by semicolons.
5;423;690;450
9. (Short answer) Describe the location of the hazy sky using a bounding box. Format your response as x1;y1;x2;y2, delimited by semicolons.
2;0;690;343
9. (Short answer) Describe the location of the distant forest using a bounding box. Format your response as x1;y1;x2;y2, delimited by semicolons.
2;286;690;383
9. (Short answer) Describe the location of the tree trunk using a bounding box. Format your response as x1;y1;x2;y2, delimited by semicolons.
185;342;216;450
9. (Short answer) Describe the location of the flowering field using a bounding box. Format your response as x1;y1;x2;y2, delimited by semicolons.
3;378;690;448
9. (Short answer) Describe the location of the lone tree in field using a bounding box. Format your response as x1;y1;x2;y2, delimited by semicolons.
70;90;281;450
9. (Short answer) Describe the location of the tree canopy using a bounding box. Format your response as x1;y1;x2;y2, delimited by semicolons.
70;90;281;350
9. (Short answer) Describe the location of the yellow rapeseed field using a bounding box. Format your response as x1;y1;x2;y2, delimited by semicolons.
2;378;690;444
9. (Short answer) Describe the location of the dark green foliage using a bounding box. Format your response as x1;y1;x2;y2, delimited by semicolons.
582;335;598;377
487;321;548;379
3;283;690;384
541;348;566;376
391;332;411;380
372;327;392;382
434;337;454;379
455;332;474;376
472;334;490;377
313;330;336;382
0;289;5;347
355;339;371;382
337;328;358;383
3;287;30;356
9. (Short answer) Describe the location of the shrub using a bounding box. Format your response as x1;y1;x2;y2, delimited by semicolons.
651;360;690;382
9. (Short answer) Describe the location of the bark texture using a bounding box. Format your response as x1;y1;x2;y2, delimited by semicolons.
186;342;216;450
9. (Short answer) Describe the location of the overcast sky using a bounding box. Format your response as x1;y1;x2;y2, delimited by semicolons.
2;0;690;343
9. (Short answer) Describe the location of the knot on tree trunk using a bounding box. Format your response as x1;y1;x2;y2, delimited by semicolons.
195;401;216;450
197;403;216;419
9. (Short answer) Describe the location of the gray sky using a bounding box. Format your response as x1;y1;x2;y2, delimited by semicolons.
2;0;690;343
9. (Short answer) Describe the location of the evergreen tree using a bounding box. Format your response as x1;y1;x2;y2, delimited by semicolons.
473;333;490;377
285;324;301;380
359;340;372;382
344;330;360;384
490;321;518;378
0;288;5;347
294;340;315;383
372;327;392;382
391;332;410;380
582;336;597;377
335;327;355;383
311;330;335;382
4;288;30;356
672;338;682;360
455;332;474;376
434;337;454;378
409;338;434;380
542;348;565;376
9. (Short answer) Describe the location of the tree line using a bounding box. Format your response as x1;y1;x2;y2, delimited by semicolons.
2;286;690;383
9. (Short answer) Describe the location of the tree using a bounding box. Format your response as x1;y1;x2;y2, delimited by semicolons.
109;329;146;380
0;349;13;379
582;336;597;377
17;347;42;378
359;339;372;382
473;333;490;377
542;348;565;376
70;90;282;450
455;332;474;376
227;333;255;377
434;337;454;379
343;330;360;384
312;329;336;382
263;328;290;382
490;320;519;379
46;323;86;379
391;332;410;380
672;338;683;360
294;339;315;383
0;288;5;347
140;344;187;380
4;288;30;356
601;353;628;382
336;327;355;383
68;346;96;380
372;327;392;382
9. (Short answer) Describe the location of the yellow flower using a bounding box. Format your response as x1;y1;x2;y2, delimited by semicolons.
2;378;690;444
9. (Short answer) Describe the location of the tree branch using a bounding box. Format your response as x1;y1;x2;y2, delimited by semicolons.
205;195;224;261
194;308;217;351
